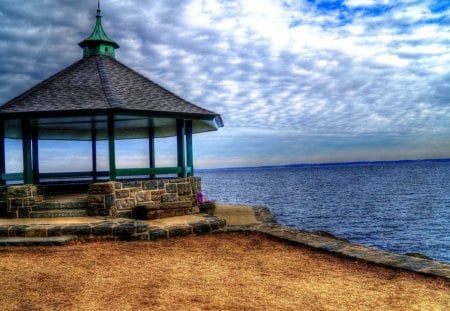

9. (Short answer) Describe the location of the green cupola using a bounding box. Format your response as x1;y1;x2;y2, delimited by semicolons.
78;3;119;58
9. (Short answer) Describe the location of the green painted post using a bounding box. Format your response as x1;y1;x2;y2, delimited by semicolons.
91;121;98;182
186;120;194;176
21;119;33;184
108;114;116;181
0;120;5;185
176;119;186;178
31;124;39;184
149;126;155;178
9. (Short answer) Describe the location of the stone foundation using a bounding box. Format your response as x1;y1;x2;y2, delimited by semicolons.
0;177;202;220
87;177;202;219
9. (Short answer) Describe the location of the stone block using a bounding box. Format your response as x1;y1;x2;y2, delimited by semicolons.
161;201;192;210
7;186;31;197
0;226;10;237
168;225;192;237
135;221;149;233
190;222;212;235
136;191;152;203
115;189;130;199
92;223;114;236
34;195;44;203
149;228;167;240
88;195;105;204
114;223;135;236
62;224;91;236
143;180;158;190
88;182;115;194
9;198;24;208
161;193;177;203
114;182;122;189
177;183;192;196
105;194;116;208
122;181;142;189
17;207;32;218
165;183;177;193
47;226;62;236
25;227;48;237
158;180;166;189
116;199;136;210
129;188;140;198
169;178;186;184
9;225;28;236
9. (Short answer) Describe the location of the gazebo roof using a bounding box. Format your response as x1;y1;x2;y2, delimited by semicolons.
0;3;223;140
0;55;222;123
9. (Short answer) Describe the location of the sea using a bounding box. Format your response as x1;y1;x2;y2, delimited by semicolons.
198;160;450;263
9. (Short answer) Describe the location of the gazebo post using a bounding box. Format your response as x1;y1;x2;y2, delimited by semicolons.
149;126;155;178
0;120;5;185
31;123;39;184
91;121;97;182
186;120;193;176
21;119;33;184
176;119;186;178
108;113;116;181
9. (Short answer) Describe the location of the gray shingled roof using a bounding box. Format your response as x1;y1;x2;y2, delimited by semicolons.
0;55;223;126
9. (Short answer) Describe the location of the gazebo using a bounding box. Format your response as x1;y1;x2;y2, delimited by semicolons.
0;6;223;219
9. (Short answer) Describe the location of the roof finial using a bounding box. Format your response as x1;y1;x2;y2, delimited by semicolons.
97;0;101;16
78;0;120;58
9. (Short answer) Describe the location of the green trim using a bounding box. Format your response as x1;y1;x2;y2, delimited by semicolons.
108;114;116;181
31;125;39;183
91;121;98;181
116;167;182;176
2;173;24;181
176;119;186;178
21;119;33;184
40;172;96;179
186;120;194;176
149;126;155;178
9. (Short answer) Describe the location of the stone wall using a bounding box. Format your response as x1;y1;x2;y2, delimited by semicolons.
1;185;43;218
88;177;202;219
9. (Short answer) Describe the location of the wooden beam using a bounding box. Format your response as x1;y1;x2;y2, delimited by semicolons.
21;119;33;184
186;120;193;176
108;113;116;181
31;123;39;184
176;119;186;178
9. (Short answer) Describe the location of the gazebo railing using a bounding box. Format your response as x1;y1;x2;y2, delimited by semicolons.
1;166;193;184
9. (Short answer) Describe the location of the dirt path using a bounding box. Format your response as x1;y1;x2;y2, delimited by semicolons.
0;232;448;310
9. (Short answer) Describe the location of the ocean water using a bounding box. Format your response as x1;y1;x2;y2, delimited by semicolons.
198;162;450;262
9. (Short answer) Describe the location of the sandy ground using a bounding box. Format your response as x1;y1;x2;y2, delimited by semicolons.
212;204;257;225
0;232;448;311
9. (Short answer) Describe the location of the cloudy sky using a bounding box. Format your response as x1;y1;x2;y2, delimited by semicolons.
0;0;449;170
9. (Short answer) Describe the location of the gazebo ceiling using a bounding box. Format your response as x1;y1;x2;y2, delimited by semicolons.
3;115;221;141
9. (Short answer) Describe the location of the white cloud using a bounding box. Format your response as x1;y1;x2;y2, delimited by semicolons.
0;0;449;168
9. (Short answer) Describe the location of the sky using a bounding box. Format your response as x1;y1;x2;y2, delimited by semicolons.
0;0;449;170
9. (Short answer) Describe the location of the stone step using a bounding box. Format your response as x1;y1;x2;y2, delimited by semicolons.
29;209;88;218
0;236;78;246
36;200;88;210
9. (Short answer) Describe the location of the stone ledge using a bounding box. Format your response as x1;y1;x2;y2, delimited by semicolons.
224;205;450;281
0;214;226;243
